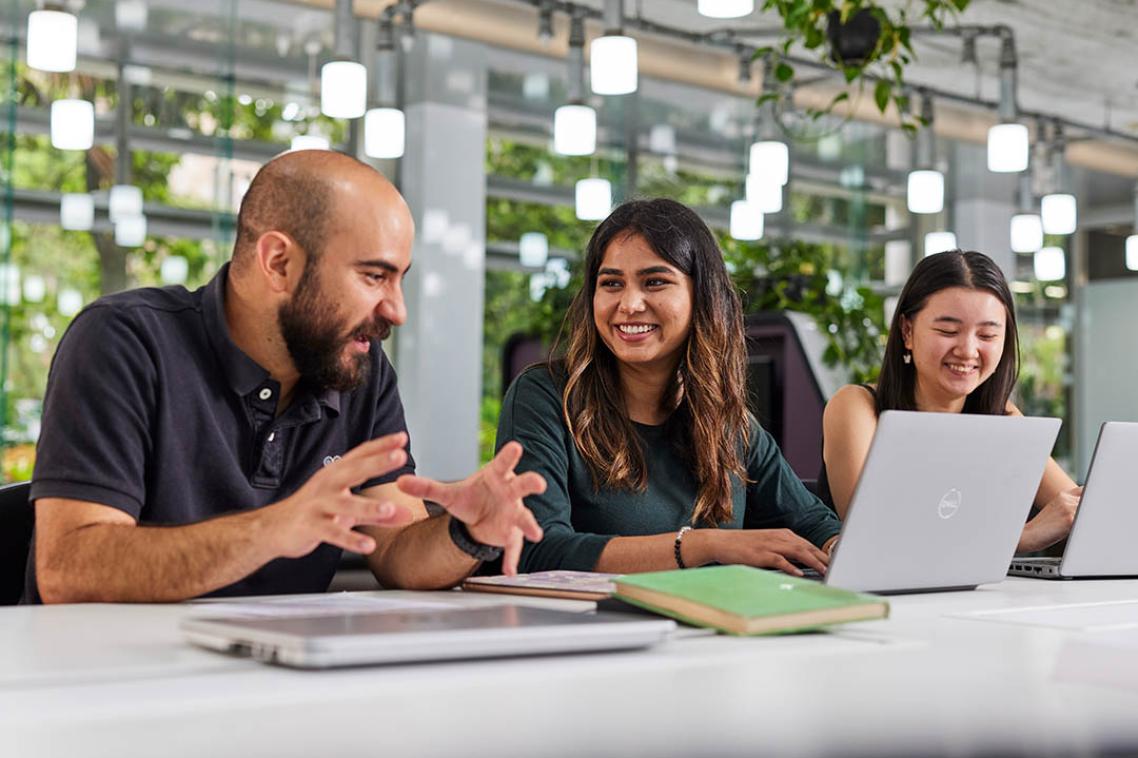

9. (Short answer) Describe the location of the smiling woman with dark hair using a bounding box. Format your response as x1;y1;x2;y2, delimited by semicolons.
821;249;1080;553
496;198;842;576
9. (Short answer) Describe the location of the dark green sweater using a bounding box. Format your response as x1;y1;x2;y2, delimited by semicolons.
497;366;842;573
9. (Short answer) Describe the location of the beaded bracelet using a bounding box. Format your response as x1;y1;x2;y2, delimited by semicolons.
674;525;693;569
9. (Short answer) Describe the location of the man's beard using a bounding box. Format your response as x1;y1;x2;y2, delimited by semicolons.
278;263;392;393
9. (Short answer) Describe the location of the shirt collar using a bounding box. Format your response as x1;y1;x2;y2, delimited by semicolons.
201;263;341;416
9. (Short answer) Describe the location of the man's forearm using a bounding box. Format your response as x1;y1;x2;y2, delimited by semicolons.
37;509;279;603
366;515;479;590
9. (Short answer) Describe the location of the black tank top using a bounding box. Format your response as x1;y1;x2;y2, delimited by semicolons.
817;384;876;511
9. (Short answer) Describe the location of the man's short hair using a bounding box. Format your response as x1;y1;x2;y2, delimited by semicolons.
233;152;366;269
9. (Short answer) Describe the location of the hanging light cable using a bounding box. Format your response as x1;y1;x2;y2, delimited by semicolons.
987;33;1029;173
907;91;944;215
554;11;596;156
364;13;405;158
590;0;637;96
321;0;367;119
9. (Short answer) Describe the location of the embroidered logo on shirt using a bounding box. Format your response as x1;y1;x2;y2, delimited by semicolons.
323;455;342;466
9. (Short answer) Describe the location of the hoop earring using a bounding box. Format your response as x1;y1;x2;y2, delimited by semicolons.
902;351;912;365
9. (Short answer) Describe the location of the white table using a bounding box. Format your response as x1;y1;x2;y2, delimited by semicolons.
3;578;1138;757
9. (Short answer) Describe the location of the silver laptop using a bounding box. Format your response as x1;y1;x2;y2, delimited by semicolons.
182;604;675;669
1010;421;1138;580
823;410;1061;594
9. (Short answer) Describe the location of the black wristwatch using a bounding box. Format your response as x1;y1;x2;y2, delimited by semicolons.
447;516;503;562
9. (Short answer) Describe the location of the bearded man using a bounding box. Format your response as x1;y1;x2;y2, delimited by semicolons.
26;150;544;603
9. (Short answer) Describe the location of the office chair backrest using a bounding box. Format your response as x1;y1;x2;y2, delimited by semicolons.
0;481;33;605
744;312;828;480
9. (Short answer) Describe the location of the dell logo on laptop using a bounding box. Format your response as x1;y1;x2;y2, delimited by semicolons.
937;488;962;520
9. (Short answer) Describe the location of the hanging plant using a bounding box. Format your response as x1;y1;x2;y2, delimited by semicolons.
756;0;972;134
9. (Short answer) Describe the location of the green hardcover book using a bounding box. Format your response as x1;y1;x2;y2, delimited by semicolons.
613;565;889;635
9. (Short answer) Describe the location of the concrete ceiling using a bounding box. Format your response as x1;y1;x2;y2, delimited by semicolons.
206;0;1138;142
549;0;1138;138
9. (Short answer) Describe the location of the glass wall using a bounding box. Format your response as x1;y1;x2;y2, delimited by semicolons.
0;2;1120;476
0;0;349;479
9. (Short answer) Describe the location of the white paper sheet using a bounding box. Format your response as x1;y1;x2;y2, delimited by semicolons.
955;599;1138;632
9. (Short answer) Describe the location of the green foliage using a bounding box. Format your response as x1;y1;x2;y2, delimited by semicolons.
720;235;887;384
479;395;502;465
757;0;972;132
486;137;625;189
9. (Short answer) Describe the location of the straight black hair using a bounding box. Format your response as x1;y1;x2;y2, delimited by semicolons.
875;249;1019;416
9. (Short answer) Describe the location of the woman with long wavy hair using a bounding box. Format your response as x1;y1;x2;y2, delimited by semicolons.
496;198;841;576
821;249;1079;552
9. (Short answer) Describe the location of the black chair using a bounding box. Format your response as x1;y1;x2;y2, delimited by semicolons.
0;481;33;605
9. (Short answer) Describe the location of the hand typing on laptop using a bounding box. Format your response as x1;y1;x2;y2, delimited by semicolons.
1016;486;1081;554
678;529;830;578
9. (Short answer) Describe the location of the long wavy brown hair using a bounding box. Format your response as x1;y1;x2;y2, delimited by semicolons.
553;198;750;526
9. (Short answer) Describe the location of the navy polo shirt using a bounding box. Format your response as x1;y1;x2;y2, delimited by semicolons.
25;263;415;602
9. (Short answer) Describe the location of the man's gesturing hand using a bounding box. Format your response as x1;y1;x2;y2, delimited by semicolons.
396;441;545;575
264;432;416;558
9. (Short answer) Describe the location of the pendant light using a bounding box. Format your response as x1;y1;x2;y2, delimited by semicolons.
50;99;94;151
1009;173;1042;253
1034;246;1065;282
575;178;611;220
114;214;147;247
746;58;789;195
749;140;789;188
924;231;957;256
1041;193;1076;236
907;92;944;215
698;0;754;19
160;256;189;285
590;0;637;95
745;174;783;214
519;232;549;268
115;0;148;32
26;8;77;72
23;275;46;303
320;0;366;119
1041;122;1076;235
108;184;142;223
57;287;84;317
729;200;763;241
554;12;596;156
987;36;1029;173
1127;184;1138;272
364;15;405;159
291;134;330;151
60;193;94;231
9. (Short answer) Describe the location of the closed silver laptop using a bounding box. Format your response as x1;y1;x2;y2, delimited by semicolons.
1010;421;1138;580
825;410;1061;594
182;604;675;669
